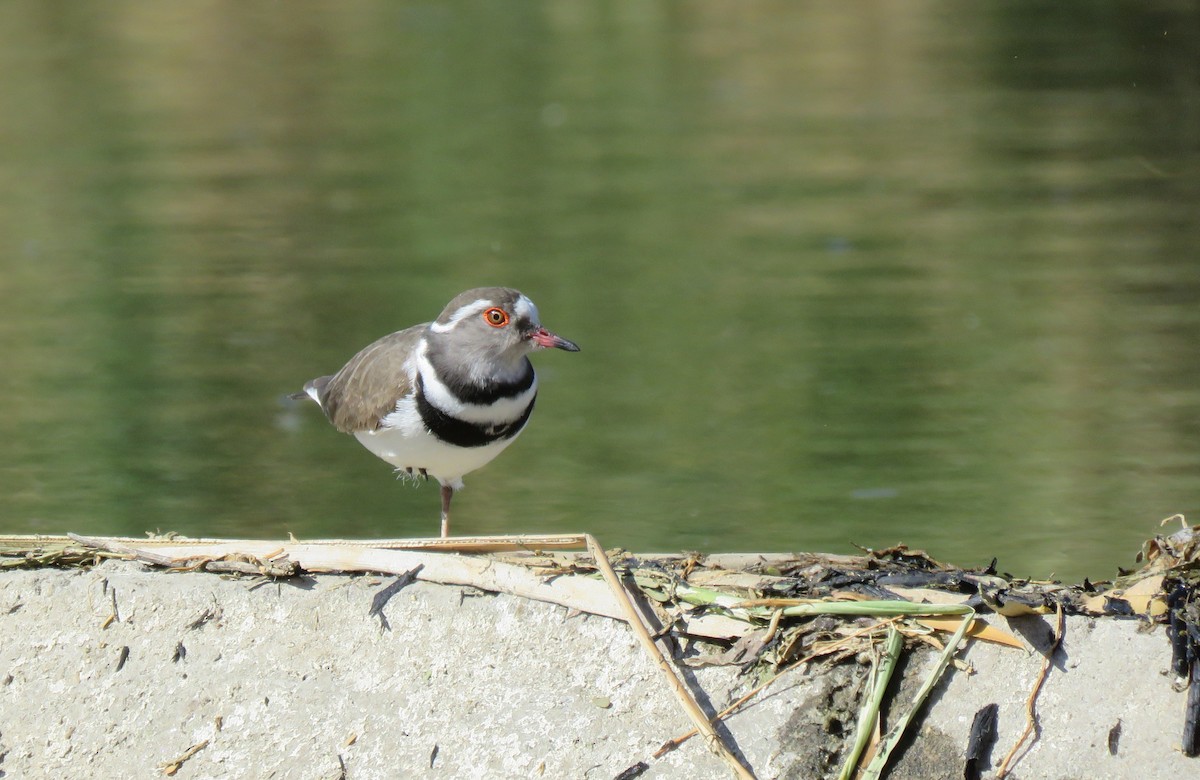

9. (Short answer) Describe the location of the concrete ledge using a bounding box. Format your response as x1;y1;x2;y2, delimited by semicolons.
0;560;1193;779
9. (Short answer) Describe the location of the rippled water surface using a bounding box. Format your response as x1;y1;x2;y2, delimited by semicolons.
2;2;1199;581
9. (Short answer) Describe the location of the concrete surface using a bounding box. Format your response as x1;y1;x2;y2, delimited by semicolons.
0;560;1193;779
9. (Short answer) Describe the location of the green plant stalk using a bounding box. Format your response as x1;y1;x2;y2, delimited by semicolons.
663;579;976;622
780;601;973;618
862;607;977;780
838;625;904;780
656;579;762;619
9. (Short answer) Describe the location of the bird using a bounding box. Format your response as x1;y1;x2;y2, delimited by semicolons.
291;287;579;537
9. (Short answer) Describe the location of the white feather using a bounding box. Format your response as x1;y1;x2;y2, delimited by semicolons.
414;346;537;424
429;299;490;334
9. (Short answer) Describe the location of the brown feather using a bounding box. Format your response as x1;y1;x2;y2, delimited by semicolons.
311;325;426;433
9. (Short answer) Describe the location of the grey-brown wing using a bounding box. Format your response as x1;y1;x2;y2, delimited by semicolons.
312;324;426;433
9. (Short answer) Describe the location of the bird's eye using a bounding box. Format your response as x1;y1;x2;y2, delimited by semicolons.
483;307;510;328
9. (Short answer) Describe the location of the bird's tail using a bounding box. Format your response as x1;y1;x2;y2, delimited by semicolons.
289;376;331;404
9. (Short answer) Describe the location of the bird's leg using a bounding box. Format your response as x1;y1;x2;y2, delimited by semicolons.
439;484;454;538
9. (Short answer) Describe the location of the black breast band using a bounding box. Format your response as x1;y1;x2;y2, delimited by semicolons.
415;376;536;448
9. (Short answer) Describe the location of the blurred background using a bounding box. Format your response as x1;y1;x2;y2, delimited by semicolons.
1;1;1197;582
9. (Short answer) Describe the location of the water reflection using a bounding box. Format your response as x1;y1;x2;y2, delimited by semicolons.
1;1;1197;582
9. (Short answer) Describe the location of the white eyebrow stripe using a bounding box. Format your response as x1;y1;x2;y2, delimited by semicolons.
512;294;539;325
429;299;490;333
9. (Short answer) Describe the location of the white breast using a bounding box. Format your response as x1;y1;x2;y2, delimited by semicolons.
353;410;523;490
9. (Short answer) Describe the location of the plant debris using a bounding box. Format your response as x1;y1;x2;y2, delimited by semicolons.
4;516;1200;776
158;739;209;776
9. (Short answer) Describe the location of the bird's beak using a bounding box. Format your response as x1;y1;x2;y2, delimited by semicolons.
529;327;580;352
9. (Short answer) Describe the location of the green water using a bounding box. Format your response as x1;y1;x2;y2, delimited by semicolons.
2;2;1198;582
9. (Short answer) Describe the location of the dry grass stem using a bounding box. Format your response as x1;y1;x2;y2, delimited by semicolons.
995;603;1065;778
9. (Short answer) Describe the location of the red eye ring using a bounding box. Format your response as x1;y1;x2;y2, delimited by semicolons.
483;307;510;328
